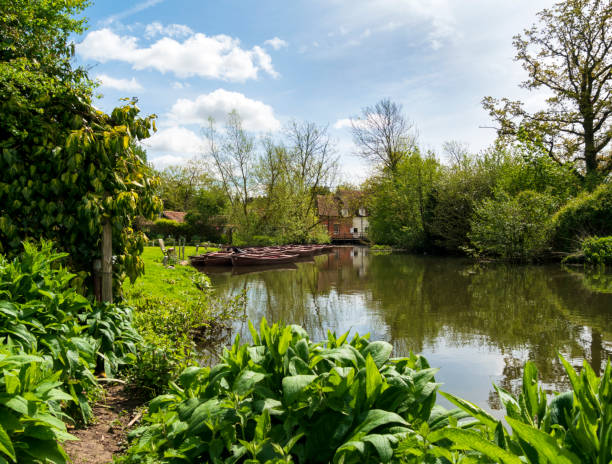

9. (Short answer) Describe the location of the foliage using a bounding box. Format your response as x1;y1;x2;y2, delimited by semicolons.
0;0;162;288
124;247;243;397
366;150;440;250
482;0;612;181
581;236;612;265
467;190;558;261
0;343;77;464
436;355;612;464
144;219;189;240
118;319;461;464
552;182;612;251
421;149;505;253
153;160;227;242
205;113;337;245
0;242;140;422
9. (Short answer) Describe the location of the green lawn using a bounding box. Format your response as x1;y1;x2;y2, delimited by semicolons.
124;246;218;302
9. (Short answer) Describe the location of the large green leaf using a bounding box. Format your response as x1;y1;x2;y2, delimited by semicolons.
0;424;16;463
361;341;393;368
506;416;581;464
439;391;499;430
282;375;317;405
430;428;521;464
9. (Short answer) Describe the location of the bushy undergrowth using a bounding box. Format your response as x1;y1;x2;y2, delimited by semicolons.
126;293;244;398
125;260;245;398
581;236;612;265
467;190;557;261
0;343;77;464
118;319;451;464
0;242;142;462
552;182;612;251
119;320;612;464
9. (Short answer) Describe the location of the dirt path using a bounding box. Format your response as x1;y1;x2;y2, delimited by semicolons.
64;384;145;464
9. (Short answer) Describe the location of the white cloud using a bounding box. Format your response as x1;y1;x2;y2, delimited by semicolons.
95;74;143;91
168;89;281;132
142;126;204;156
144;22;193;39
264;37;288;50
78;28;278;81
148;154;191;169
333;118;353;130
333;118;369;130
314;0;459;52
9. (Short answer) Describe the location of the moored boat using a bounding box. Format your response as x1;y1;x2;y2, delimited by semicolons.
231;253;298;266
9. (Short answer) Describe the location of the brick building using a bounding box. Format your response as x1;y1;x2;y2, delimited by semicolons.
317;190;369;241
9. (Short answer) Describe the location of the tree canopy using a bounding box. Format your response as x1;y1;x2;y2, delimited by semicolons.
483;0;612;183
0;0;162;286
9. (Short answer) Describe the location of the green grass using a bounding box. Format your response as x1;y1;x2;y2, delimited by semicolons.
124;246;218;302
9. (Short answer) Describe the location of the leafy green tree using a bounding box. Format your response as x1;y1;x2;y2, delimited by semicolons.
468;190;558;261
367;150;440;249
483;0;612;183
0;0;162;285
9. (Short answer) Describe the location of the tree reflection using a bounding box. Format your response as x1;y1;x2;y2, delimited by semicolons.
205;248;612;410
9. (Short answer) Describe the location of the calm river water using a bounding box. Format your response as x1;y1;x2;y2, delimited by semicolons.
204;246;612;417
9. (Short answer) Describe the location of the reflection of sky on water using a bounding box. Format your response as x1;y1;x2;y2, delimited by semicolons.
206;247;612;417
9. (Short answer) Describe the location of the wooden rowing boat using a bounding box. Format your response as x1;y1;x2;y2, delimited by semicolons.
231;253;298;266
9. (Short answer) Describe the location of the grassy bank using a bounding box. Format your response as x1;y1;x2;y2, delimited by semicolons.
122;245;244;397
124;245;218;302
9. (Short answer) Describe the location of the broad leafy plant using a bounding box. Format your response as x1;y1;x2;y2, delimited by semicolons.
119;319;467;464
0;242;141;422
436;356;611;464
0;342;76;464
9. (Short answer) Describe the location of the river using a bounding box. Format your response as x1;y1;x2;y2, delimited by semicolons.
204;246;612;418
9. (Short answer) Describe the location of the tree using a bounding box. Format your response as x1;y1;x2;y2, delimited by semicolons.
366;150;440;249
0;0;162;286
351;98;417;173
206;111;256;232
286;121;338;225
156;158;215;211
254;122;337;242
483;0;612;182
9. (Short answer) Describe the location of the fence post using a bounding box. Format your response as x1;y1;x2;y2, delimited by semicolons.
101;220;113;303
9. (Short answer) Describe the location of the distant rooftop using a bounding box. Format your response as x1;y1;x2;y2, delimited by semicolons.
162;211;187;223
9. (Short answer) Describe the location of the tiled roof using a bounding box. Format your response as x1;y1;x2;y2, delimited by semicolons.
317;190;367;217
162;211;187;223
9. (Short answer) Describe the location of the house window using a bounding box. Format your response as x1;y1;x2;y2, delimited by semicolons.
365;226;369;234
341;208;349;217
353;227;358;233
333;224;339;234
358;208;366;216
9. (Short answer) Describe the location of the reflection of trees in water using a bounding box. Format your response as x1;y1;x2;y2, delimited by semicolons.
207;250;612;407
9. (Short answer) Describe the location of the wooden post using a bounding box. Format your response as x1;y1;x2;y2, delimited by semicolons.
101;220;113;303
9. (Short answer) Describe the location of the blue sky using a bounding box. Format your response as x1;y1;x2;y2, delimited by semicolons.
76;0;556;181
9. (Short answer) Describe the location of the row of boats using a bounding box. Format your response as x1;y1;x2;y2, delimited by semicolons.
189;244;334;267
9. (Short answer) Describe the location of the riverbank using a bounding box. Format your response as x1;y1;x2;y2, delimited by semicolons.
67;245;245;463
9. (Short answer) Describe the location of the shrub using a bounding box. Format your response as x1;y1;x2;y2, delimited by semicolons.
581;236;612;265
118;320;457;464
468;190;557;261
552;182;612;251
146;219;189;241
0;242;140;422
126;291;245;398
433;356;612;464
0;344;76;464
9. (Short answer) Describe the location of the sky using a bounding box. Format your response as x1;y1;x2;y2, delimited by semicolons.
75;0;557;182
